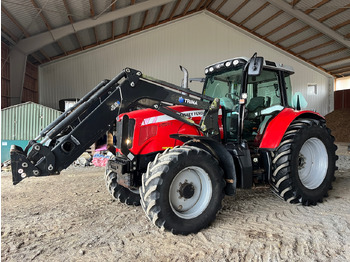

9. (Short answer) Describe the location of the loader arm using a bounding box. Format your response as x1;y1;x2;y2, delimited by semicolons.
11;68;219;185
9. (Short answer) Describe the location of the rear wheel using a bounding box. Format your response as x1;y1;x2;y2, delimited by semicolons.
140;146;225;235
271;119;337;205
105;164;140;206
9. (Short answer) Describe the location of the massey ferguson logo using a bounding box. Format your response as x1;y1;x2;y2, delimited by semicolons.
179;97;198;105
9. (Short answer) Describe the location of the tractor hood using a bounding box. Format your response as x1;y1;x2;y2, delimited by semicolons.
115;105;207;156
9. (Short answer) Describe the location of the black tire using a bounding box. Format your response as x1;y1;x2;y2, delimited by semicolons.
140;146;225;235
105;167;140;206
271;118;337;205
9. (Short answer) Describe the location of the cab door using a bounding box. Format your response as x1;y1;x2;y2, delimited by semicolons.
243;69;284;145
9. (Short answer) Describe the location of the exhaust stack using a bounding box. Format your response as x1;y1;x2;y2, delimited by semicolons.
180;65;189;89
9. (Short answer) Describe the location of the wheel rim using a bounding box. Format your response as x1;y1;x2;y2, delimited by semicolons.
169;166;212;219
298;137;328;189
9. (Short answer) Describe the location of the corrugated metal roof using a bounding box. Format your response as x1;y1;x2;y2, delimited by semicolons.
306;0;349;19
37;0;69;29
337;24;350;36
78;28;97;47
1;102;61;140
316;49;350;65
143;6;160;26
242;4;278;29
269;20;307;42
279;28;321;49
1;9;22;37
302;42;343;59
289;34;332;53
254;12;293;36
59;34;80;52
65;0;91;21
322;9;350;28
233;0;269;24
2;0;47;35
1;0;350;78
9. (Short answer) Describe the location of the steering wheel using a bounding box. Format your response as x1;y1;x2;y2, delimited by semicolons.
220;94;239;112
225;93;239;100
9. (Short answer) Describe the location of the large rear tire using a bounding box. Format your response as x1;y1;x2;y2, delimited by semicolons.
271;119;337;205
105;164;140;206
140;146;225;235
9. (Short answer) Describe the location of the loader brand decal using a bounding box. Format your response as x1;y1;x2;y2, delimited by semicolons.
178;97;198;106
141;110;205;126
185;99;198;105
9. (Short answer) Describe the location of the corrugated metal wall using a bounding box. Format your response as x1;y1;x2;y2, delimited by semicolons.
39;13;334;116
1;102;61;140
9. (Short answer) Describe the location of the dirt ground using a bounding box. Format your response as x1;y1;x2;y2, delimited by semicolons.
2;146;350;261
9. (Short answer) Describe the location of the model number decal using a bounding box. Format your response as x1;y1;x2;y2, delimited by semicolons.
110;101;121;111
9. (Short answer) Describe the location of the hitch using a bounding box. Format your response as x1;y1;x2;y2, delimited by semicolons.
10;143;56;185
10;145;40;185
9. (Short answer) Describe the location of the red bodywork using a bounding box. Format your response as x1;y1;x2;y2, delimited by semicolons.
117;106;323;156
117;105;223;155
258;108;323;149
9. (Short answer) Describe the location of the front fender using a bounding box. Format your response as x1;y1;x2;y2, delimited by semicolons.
259;108;323;150
170;134;236;196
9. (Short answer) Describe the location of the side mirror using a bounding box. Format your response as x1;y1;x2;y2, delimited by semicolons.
248;56;264;76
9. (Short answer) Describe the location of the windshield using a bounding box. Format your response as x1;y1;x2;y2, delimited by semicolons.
202;66;243;111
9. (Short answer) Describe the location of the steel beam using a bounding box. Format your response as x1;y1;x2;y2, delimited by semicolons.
15;0;175;55
266;0;350;49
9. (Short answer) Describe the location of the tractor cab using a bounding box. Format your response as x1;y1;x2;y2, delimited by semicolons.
202;56;294;147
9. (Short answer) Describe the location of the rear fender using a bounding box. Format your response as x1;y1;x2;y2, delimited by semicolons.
170;134;236;196
259;108;323;150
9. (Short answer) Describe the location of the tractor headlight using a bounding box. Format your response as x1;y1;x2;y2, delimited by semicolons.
125;119;135;149
116;115;135;151
204;59;243;75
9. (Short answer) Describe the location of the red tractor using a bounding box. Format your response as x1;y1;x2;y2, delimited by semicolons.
11;53;337;235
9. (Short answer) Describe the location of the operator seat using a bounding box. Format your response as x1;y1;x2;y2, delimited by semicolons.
243;96;267;142
246;96;265;119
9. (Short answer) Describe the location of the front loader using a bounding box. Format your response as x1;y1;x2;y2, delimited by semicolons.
11;53;337;235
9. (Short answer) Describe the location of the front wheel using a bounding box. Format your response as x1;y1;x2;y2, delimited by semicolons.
140;146;225;235
271;119;337;205
105;164;140;206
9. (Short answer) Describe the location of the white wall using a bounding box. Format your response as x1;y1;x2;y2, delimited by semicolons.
39;12;333;115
